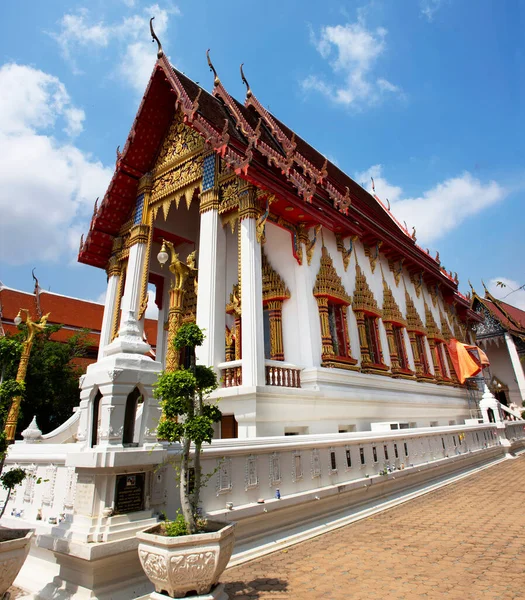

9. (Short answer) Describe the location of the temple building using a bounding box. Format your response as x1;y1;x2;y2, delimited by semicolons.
470;284;525;409
76;39;484;442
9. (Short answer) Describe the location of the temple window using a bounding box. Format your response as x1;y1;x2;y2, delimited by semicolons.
91;390;102;448
416;334;432;375
328;302;349;357
123;387;142;446
263;308;272;360
313;246;358;370
353;262;389;375
405;291;434;382
364;315;382;364
261;251;291;361
382;278;414;379
393;326;410;370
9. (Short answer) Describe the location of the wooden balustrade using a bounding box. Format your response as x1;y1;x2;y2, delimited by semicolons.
265;365;301;388
222;366;242;388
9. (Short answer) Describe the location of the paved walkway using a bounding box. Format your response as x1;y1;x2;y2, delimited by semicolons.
222;455;525;599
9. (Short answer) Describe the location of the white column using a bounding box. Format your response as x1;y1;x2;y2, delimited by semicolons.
196;208;226;369
505;332;525;402
120;234;148;334
98;273;120;360
155;279;169;367
240;187;265;387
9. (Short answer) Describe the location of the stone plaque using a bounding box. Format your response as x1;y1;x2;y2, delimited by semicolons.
74;474;95;516
114;473;146;515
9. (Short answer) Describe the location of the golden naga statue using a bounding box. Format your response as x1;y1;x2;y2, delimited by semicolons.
159;240;198;291
16;309;50;346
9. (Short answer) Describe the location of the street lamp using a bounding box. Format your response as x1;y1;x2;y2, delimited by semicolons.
4;309;50;444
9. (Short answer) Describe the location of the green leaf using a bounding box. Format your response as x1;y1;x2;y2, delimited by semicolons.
174;323;205;350
0;468;26;490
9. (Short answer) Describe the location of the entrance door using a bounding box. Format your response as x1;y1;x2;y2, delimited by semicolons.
221;415;238;439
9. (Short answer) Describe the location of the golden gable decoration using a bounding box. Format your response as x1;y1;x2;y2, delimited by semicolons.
155;112;204;173
439;308;453;341
353;264;381;317
424;302;442;340
382;279;406;326
313;246;352;305
405;291;426;334
263;251;290;303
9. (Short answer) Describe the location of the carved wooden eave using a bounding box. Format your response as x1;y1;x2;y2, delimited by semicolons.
262;251;290;303
405;291;426;334
382;281;406;326
353;264;381;317
313;246;352;305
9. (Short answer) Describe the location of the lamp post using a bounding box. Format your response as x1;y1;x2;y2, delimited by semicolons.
157;241;197;372
4;309;50;444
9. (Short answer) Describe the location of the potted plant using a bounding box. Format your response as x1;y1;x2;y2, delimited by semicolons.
137;323;235;598
0;378;32;596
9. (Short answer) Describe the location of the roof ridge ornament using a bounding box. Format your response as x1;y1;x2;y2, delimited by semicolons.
206;49;220;86
240;63;252;98
149;17;164;59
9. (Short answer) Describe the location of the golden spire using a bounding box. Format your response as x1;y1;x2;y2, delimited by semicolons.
206;49;220;86
240;63;252;98
149;17;164;59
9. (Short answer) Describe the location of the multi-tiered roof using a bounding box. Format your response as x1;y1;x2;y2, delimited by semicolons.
78;33;477;323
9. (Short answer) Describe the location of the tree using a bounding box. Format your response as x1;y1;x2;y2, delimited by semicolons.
0;324;90;436
154;323;222;534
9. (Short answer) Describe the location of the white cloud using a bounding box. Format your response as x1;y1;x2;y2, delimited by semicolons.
487;278;525;311
355;164;506;244
0;63;112;266
53;4;178;93
420;0;446;22
303;19;401;108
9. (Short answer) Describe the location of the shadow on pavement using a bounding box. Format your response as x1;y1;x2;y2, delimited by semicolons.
224;577;288;598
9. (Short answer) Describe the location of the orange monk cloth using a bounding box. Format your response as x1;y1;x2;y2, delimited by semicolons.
447;339;490;383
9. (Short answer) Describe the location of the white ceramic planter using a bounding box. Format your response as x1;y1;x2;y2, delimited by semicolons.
0;528;34;596
137;521;235;598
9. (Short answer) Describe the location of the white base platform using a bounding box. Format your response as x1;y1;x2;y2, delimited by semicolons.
142;583;227;600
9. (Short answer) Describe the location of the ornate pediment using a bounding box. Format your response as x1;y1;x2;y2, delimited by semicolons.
424;302;442;340
263;251;290;303
438;308;453;341
313;246;352;305
353;264;381;317
405;291;426;334
472;301;506;340
154;112;204;174
382;280;405;325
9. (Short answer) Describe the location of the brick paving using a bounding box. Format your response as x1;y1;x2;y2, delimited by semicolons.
223;455;525;599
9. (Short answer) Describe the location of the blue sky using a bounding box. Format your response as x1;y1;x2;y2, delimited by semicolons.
0;0;524;310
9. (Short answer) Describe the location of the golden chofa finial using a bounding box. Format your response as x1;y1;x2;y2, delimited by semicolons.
206;49;220;86
150;17;164;59
240;63;252;98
